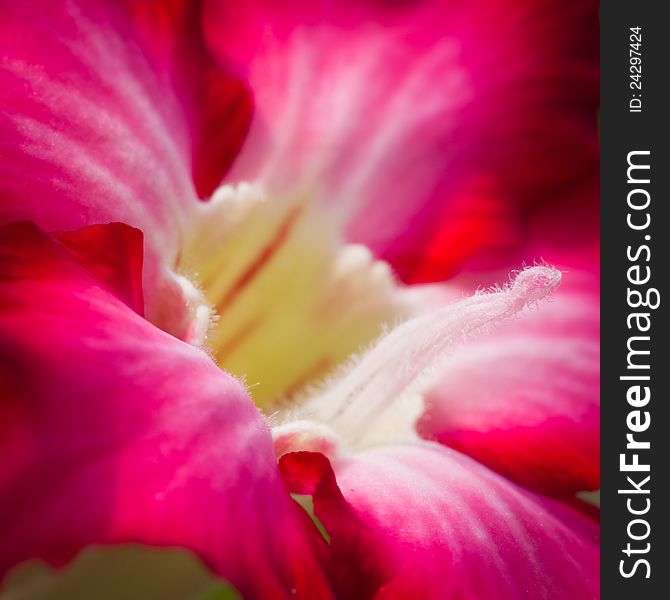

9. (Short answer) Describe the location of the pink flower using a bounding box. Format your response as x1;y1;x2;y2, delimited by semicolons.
0;1;599;599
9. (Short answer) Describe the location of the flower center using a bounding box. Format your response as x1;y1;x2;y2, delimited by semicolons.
178;183;410;410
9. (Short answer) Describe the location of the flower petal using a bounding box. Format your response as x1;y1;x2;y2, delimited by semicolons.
418;270;599;496
0;0;251;340
204;0;599;281
0;222;332;599
281;443;599;599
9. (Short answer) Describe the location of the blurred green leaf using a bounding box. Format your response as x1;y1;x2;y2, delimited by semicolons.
198;584;242;600
577;489;601;507
0;544;240;600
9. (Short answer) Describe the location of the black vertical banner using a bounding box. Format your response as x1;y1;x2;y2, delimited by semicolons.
601;2;670;598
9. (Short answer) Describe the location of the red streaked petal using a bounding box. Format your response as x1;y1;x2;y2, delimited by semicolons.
0;222;332;599
204;0;598;281
53;223;145;315
418;270;599;496
0;0;251;339
281;443;599;599
122;0;253;200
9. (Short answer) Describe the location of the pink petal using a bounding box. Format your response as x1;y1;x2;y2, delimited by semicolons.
525;175;600;273
0;0;251;339
418;270;599;496
0;222;332;599
281;443;599;599
203;0;598;281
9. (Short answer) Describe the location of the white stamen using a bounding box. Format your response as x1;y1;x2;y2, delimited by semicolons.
288;265;562;451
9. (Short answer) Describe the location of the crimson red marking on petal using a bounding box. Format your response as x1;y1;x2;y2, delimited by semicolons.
123;0;253;200
280;452;391;600
193;72;253;199
54;223;145;316
435;421;600;498
397;180;524;282
280;451;331;495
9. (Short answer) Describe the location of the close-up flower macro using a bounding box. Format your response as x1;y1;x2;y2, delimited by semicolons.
0;1;599;599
